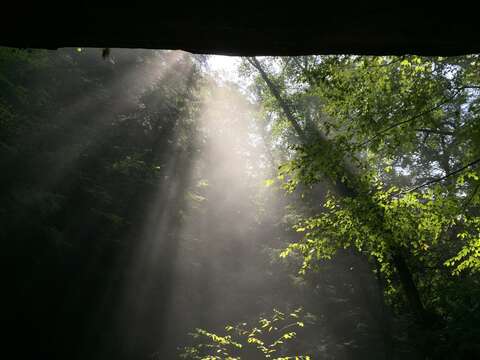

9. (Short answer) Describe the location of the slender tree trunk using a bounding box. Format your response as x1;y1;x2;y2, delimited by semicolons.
391;250;427;323
248;57;305;140
374;261;394;359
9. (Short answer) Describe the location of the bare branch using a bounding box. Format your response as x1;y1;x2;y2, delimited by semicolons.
359;87;466;147
406;157;480;193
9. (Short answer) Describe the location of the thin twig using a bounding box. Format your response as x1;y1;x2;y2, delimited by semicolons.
359;88;464;147
406;157;480;193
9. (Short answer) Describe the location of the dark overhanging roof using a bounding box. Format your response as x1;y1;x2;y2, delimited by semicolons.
2;7;479;56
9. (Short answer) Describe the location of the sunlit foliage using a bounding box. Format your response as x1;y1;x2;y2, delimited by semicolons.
179;308;311;359
247;54;480;357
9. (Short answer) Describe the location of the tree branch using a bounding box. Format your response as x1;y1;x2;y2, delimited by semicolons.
406;157;480;193
359;88;463;147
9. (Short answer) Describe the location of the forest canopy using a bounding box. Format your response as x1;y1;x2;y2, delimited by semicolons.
1;48;480;359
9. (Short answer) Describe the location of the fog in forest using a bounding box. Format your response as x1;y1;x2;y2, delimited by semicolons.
2;48;480;359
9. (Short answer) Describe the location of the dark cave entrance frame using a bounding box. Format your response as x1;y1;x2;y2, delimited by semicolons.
2;7;479;56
